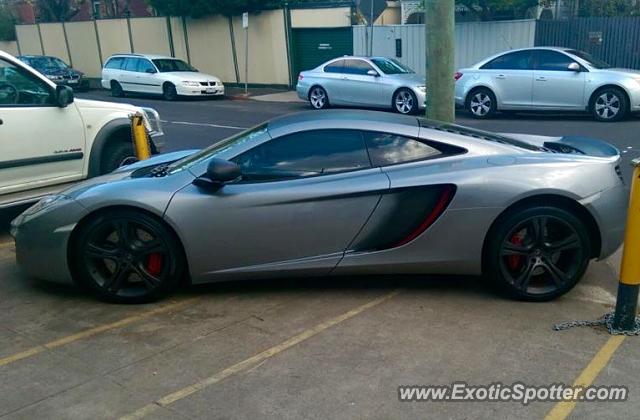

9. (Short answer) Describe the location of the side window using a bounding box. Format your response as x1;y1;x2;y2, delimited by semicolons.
232;130;370;181
535;50;575;71
481;50;533;70
123;58;140;72
138;59;156;73
363;132;442;166
0;59;53;106
324;59;345;73
105;57;124;69
344;59;375;75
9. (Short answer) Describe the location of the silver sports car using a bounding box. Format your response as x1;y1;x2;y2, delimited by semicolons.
297;56;426;114
11;111;626;303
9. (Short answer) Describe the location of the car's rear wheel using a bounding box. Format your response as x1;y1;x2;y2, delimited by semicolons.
467;88;496;119
163;83;178;101
73;210;184;303
110;81;124;97
485;206;590;301
308;86;329;109
590;87;628;122
393;88;417;114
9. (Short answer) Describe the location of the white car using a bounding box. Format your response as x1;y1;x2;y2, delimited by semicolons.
0;50;164;208
101;54;225;100
455;47;640;122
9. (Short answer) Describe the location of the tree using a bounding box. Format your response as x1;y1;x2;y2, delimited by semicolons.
0;5;16;41
36;0;87;22
147;0;281;18
455;0;541;21
565;0;640;17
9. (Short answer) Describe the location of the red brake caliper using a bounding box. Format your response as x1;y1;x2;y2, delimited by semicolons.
147;254;163;276
507;234;523;270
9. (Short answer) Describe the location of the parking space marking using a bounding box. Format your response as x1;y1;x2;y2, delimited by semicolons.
0;298;198;368
120;290;401;420
0;241;13;249
545;335;626;420
161;120;247;130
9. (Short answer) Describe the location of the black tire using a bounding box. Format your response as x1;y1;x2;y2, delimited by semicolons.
72;209;185;303
466;87;497;119
110;80;124;97
163;83;178;101
485;206;591;302
393;88;418;115
100;141;135;175
308;86;329;109
590;87;629;122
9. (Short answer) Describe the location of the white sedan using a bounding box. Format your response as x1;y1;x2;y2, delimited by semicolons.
101;54;224;101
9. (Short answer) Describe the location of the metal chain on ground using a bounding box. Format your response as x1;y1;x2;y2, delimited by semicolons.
553;311;640;336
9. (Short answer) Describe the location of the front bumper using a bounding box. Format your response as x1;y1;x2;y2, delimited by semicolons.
176;85;225;97
11;198;87;284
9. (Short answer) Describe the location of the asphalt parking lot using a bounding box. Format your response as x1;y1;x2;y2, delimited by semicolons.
1;90;639;419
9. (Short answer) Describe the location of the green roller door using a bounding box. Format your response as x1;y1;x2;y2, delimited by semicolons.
291;27;353;79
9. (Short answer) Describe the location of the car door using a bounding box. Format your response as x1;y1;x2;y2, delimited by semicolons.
480;50;534;108
165;129;389;282
0;57;85;196
119;57;142;94
341;59;382;106
135;58;162;95
532;50;586;109
320;59;348;105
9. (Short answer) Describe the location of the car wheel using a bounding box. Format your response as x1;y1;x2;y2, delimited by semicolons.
591;88;628;122
393;88;417;114
110;81;124;97
100;141;135;175
72;210;184;303
485;206;590;302
163;83;178;101
308;86;329;109
467;88;496;119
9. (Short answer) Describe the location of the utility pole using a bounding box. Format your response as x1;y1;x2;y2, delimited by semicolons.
424;0;455;122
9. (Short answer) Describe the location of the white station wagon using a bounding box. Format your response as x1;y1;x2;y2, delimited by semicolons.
101;54;225;100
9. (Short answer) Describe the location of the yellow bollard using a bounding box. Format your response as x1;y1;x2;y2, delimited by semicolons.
613;158;640;331
130;112;152;161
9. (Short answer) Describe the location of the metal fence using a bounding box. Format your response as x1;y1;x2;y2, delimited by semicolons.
536;17;640;70
354;19;536;75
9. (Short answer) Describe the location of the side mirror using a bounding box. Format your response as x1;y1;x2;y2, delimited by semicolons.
367;69;380;77
145;68;157;74
568;62;581;72
55;85;74;108
193;158;241;190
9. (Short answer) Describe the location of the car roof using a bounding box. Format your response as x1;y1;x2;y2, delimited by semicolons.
106;53;175;60
18;55;61;59
267;109;419;131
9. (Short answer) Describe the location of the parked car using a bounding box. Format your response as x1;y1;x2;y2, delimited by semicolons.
17;55;88;90
11;110;625;304
0;49;164;208
455;47;640;122
297;56;426;114
101;54;225;101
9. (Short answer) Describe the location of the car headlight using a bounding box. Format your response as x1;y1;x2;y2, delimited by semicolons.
141;107;164;138
417;86;427;93
47;75;64;81
23;195;68;216
182;81;200;87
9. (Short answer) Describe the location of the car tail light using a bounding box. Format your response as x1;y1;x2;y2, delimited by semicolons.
298;73;304;81
454;72;463;81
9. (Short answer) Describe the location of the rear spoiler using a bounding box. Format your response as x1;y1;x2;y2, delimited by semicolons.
501;133;619;158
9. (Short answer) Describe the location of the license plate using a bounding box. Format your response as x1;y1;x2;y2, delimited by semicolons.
68;79;78;84
205;88;216;93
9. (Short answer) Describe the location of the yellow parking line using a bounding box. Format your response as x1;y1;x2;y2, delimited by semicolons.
0;241;14;249
545;335;626;420
0;298;197;368
120;290;401;420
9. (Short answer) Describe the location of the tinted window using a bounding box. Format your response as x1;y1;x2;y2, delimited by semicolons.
232;130;370;181
324;59;345;73
138;59;156;73
344;59;374;75
0;59;53;106
364;132;441;166
371;58;414;74
123;58;140;72
481;50;533;70
152;59;196;72
535;50;574;71
105;57;124;69
566;49;609;69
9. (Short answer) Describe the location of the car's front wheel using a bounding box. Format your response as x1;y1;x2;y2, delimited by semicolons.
100;141;135;175
72;210;185;303
485;206;591;301
393;88;417;114
590;88;628;122
163;83;178;101
308;86;329;109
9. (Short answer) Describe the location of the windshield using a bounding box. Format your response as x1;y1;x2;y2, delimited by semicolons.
567;50;611;69
371;58;414;75
25;56;68;71
422;120;543;151
168;124;268;174
152;59;197;72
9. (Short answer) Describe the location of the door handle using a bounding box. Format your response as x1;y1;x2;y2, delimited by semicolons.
495;74;506;79
0;118;3;125
536;77;547;81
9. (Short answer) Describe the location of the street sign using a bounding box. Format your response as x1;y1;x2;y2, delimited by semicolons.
242;12;249;29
